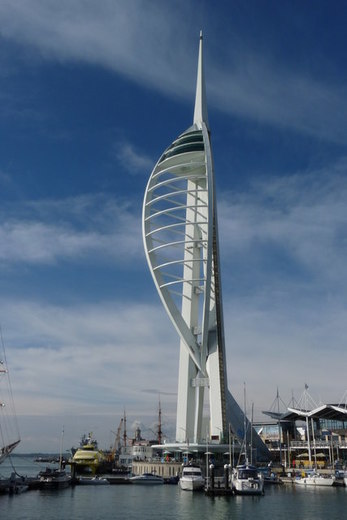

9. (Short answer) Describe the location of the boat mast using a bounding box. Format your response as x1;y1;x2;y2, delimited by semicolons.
243;382;248;464
0;326;21;463
157;397;163;445
123;409;127;448
311;417;317;469
59;426;64;470
276;387;282;465
250;402;254;465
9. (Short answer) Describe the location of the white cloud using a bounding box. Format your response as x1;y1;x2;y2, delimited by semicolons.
0;0;193;95
0;194;143;265
1;1;347;143
219;159;347;289
0;169;11;185
2;160;347;447
3;299;178;405
2;298;178;450
114;141;154;175
210;56;347;144
1;2;347;449
218;160;347;415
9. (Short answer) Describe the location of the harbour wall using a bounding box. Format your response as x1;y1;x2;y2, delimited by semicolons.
132;461;182;478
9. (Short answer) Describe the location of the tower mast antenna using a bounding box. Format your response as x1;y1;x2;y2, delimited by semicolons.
193;30;209;130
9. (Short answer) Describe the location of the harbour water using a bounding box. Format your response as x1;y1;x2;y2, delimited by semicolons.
1;456;346;520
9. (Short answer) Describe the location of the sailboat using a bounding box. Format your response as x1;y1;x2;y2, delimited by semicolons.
231;385;264;495
0;329;20;464
38;427;71;489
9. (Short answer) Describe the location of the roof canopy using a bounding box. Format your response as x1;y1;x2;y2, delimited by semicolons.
263;404;347;423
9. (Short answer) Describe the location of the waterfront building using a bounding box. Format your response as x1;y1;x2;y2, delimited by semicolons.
130;426;156;461
261;387;347;468
142;33;268;461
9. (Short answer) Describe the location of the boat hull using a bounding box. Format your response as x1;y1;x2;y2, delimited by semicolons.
78;477;109;485
130;474;164;485
70;434;107;475
40;479;71;489
232;481;264;495
179;477;205;491
39;476;71;489
179;465;204;491
295;476;335;487
231;464;264;496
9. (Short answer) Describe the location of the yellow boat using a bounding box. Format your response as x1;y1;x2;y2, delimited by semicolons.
71;433;106;474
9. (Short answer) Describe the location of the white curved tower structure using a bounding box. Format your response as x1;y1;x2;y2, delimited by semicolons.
143;33;268;458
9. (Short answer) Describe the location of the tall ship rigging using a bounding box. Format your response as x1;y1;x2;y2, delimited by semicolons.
0;328;20;463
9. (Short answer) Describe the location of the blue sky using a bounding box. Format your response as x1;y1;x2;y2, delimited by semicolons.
1;1;347;452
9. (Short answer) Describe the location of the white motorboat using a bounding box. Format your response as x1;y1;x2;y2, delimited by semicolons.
295;471;335;487
130;473;164;485
231;464;264;495
179;464;205;491
78;476;109;485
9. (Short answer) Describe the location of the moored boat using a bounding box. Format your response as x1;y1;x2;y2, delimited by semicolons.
258;467;283;486
38;467;71;489
78;476;109;485
0;473;29;495
71;433;106;474
130;473;164;484
179;464;205;491
13;483;29;494
231;464;264;495
295;471;335;487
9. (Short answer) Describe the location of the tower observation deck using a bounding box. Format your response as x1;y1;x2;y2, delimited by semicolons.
142;33;268;460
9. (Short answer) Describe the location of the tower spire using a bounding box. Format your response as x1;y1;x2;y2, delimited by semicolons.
193;31;209;130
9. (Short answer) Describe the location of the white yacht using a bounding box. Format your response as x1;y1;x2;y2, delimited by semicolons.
179;465;205;491
231;464;264;495
295;471;335;487
78;476;110;485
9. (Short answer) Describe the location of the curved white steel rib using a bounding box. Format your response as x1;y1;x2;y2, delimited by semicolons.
143;127;211;374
